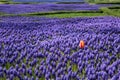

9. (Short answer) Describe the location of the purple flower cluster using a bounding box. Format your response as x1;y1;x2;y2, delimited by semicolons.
0;3;100;14
0;16;120;80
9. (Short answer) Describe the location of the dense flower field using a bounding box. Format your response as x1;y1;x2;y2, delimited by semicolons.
0;3;118;14
0;16;120;80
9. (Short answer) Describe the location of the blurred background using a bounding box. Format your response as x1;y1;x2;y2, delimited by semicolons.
0;0;120;3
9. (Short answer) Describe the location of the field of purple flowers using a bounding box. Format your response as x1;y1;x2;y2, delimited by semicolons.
0;3;118;14
0;16;120;80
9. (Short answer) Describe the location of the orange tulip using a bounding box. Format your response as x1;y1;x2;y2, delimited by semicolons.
79;40;85;48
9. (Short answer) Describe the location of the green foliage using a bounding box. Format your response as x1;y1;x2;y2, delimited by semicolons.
86;0;120;3
0;0;8;4
72;64;78;72
100;7;120;17
0;78;6;80
56;2;85;4
45;12;106;18
20;10;105;18
108;6;120;9
0;12;4;15
0;0;18;4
